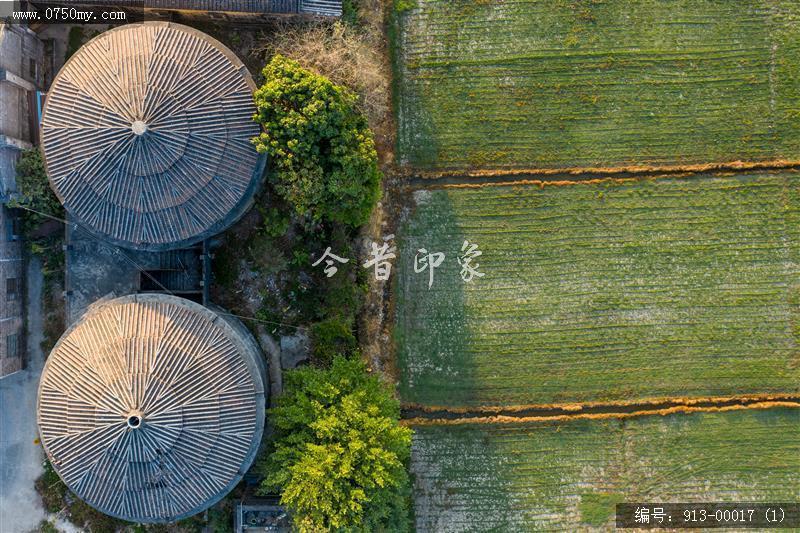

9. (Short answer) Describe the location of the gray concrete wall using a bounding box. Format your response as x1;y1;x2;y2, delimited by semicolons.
0;205;24;375
0;23;43;146
0;24;44;88
0;83;31;143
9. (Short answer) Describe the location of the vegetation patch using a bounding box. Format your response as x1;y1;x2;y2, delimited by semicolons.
578;492;625;526
410;409;800;530
214;44;398;531
253;18;389;148
310;316;359;366
210;206;367;354
394;1;800;170
253;54;381;228
214;53;378;365
9;149;65;353
10;149;63;235
396;173;800;407
35;459;67;515
259;357;413;532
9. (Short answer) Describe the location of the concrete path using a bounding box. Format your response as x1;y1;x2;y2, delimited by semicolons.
256;325;283;406
0;257;46;532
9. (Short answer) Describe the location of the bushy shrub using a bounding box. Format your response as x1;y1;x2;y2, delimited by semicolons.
252;55;381;228
342;0;359;25
37;520;59;533
253;21;390;152
259;357;412;532
258;205;291;238
9;149;63;233
310;316;357;365
394;0;417;13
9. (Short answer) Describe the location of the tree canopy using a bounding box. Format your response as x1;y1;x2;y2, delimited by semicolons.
260;357;412;532
9;149;63;231
252;55;382;228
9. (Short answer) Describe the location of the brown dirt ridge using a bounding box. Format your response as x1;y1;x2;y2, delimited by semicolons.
406;158;800;182
407;161;800;190
401;394;800;426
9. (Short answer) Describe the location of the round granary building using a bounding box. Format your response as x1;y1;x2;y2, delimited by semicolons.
37;294;266;523
40;22;266;251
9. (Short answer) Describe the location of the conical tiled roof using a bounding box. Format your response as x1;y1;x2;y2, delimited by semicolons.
37;294;266;523
41;22;265;251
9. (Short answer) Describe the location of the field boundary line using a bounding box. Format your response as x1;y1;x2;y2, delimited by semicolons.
401;400;800;427
406;161;800;189
402;394;800;425
402;393;800;414
405;159;800;183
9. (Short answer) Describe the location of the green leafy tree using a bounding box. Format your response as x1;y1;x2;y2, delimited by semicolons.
9;148;63;232
260;357;413;532
252;55;381;228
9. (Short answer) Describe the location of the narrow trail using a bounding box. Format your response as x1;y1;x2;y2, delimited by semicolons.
406;159;800;189
401;394;800;426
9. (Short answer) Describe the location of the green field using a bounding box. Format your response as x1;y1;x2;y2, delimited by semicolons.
410;409;800;531
395;173;800;407
395;1;800;170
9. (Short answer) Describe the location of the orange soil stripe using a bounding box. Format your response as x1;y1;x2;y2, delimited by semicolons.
401;401;800;427
424;176;644;190
406;159;800;181
401;393;800;414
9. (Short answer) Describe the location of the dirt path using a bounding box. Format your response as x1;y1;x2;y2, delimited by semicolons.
0;257;46;532
402;394;800;426
255;325;283;406
406;160;800;189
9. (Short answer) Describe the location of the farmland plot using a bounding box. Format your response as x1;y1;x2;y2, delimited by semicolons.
410;408;800;531
395;1;800;170
395;173;800;407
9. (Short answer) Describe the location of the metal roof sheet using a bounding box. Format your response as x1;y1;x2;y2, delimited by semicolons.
41;22;265;251
31;0;343;16
37;294;266;523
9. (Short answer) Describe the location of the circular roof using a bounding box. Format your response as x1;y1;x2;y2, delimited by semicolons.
37;294;265;523
40;22;265;251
